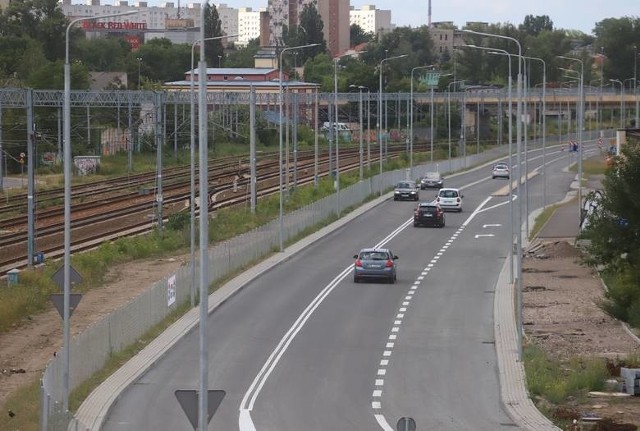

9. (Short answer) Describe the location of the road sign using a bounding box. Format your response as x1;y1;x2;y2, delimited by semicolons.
51;265;83;291
175;389;225;430
419;71;441;87
50;293;83;318
396;417;416;431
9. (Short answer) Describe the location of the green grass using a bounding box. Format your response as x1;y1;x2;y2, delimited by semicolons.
523;343;610;428
1;378;41;431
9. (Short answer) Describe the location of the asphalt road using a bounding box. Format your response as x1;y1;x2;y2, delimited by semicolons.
102;144;587;431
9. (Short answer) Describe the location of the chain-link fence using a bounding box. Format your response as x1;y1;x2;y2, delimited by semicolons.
39;130;612;430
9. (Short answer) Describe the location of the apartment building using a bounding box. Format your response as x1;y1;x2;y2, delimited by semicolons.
266;0;350;56
237;7;265;47
349;4;392;36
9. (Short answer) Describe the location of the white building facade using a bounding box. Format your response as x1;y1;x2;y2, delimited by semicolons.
349;4;392;35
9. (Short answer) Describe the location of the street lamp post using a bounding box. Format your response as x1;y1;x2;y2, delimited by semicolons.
333;52;363;215
278;43;319;251
136;57;142;88
462;28;523;358
558;56;585;230
524;56;547;209
447;80;465;173
623;77;635;126
189;34;238;307
349;84;366;180
410;65;434;177
610;79;623;128
378;54;407;196
635;46;639;128
64;10;137;412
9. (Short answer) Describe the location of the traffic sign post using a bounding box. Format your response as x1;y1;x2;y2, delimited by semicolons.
175;389;225;430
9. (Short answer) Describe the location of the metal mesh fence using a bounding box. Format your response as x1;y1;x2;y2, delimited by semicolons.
39;132;611;429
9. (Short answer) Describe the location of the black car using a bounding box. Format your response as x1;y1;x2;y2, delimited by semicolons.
393;181;419;201
413;202;445;227
419;172;444;189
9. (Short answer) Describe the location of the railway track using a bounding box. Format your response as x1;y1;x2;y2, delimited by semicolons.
0;143;414;276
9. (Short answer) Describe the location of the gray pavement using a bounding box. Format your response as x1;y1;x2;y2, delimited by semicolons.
77;175;595;430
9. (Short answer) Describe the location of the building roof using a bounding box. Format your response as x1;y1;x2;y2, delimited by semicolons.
164;79;320;89
186;67;278;75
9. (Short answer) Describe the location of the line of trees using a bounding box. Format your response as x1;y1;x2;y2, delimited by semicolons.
2;0;640;94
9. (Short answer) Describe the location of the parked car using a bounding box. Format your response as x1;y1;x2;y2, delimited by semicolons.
394;181;419;201
492;163;510;179
353;248;398;283
414;202;445;227
436;187;463;212
419;171;444;189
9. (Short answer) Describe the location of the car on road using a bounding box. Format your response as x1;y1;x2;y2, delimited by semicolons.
492;162;510;179
436;187;463;212
353;248;398;283
413;202;445;227
419;171;444;189
394;180;419;201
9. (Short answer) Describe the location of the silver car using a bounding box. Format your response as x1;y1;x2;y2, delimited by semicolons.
353;248;398;283
436;187;463;212
492;163;510;179
394;180;419;201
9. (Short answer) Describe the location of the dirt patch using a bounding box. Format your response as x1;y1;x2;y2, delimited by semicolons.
0;254;189;411
523;240;640;428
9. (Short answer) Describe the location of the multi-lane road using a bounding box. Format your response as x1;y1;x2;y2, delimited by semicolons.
101;144;589;430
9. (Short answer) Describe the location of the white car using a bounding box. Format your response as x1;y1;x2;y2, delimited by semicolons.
436;187;463;212
492;163;510;179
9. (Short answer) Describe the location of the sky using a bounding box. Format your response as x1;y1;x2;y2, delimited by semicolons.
158;0;635;35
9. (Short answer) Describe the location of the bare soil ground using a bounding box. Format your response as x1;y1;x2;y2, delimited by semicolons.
2;230;640;430
522;240;640;429
0;254;189;420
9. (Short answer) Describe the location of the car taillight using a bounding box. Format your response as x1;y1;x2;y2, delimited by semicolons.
385;259;394;268
355;259;363;267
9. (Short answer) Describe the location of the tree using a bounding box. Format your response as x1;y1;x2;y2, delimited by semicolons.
350;24;374;47
296;3;327;61
519;15;553;36
225;38;261;68
593;17;640;83
203;2;224;66
581;144;640;325
76;37;132;72
1;0;68;61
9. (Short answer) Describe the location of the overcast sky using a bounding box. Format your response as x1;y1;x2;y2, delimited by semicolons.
154;0;635;35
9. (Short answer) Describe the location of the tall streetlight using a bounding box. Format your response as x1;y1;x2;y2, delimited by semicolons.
447;79;465;172
558;55;584;230
136;57;142;88
623;77;635;126
378;54;408;196
634;46;639;128
486;47;517;283
462;28;523;358
64;10;138;411
610;79;623;128
349;84;367;180
524;56;547;210
278;43;319;251
410;65;434;176
189;34;238;307
334;51;364;215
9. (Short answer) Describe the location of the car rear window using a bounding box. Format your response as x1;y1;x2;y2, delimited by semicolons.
360;251;388;260
439;190;458;198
